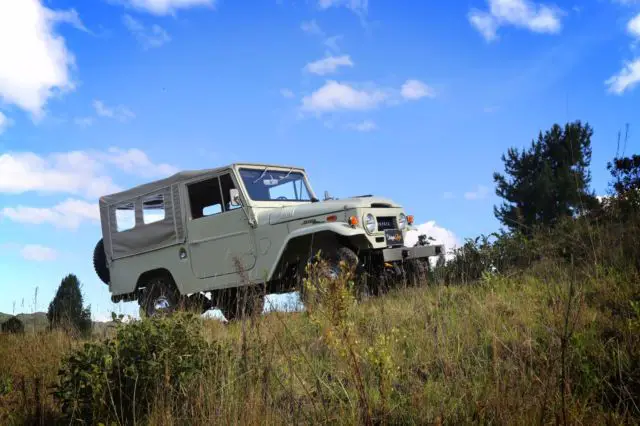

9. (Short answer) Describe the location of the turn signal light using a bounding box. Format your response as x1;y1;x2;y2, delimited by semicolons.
349;216;359;226
407;215;414;225
326;215;337;222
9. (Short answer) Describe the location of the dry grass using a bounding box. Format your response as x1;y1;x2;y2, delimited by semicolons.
2;257;638;425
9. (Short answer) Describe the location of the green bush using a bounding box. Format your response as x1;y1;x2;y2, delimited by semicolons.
1;316;25;334
55;313;221;424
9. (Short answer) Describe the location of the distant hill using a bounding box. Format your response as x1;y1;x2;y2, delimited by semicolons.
0;312;48;332
0;312;113;335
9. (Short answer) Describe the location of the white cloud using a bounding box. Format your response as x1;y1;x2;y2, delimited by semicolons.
0;0;80;117
0;148;177;199
301;19;324;36
464;185;490;200
304;55;354;75
46;8;91;34
280;88;295;98
74;116;95;127
0;152;120;198
301;81;388;113
349;120;377;132
93;100;136;122
401;79;435;100
100;147;179;178
606;58;640;94
324;35;343;53
0;112;12;134
123;14;171;49
318;0;368;15
20;244;58;261
405;221;461;256
628;12;640;39
2;199;100;230
469;0;563;42
119;0;215;15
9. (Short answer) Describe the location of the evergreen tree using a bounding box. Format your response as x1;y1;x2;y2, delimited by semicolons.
493;121;598;233
607;154;640;216
47;274;92;334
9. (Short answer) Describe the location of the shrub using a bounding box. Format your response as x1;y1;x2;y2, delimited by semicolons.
55;313;221;424
1;316;24;334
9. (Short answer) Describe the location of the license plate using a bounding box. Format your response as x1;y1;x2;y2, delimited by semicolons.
384;229;404;247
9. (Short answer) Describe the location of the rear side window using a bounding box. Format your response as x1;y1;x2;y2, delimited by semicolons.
115;202;135;232
142;193;165;224
188;177;223;219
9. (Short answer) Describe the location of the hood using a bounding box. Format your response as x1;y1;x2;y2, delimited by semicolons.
265;196;401;225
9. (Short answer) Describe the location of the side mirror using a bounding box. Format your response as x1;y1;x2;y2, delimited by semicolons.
230;188;242;206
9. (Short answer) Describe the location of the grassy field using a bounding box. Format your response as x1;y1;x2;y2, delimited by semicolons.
1;257;638;425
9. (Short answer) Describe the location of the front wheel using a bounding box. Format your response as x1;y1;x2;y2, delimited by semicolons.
405;258;430;287
299;246;370;303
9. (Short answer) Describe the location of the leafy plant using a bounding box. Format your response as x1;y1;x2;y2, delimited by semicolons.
1;316;25;334
55;313;222;424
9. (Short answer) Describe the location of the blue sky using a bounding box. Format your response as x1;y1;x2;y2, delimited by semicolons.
1;0;639;320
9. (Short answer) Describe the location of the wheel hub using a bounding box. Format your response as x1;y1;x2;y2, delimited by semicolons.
153;295;171;312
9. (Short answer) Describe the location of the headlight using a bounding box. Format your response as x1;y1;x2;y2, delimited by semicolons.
364;213;376;233
398;213;407;230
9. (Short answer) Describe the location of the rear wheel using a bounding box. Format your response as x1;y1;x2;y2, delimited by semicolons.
138;273;179;318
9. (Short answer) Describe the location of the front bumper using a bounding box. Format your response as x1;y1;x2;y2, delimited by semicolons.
382;244;444;262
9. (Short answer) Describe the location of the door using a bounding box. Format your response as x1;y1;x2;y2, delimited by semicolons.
185;173;256;279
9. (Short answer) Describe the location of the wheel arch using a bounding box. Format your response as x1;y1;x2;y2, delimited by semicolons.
268;224;370;283
135;268;179;293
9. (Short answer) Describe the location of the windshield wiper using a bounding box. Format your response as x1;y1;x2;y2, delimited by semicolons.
281;167;294;181
252;166;269;184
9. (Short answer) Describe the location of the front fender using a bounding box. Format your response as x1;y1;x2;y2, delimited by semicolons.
267;222;368;280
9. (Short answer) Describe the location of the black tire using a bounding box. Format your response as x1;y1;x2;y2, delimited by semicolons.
93;239;110;285
300;246;369;302
218;288;265;321
405;259;429;287
138;273;179;318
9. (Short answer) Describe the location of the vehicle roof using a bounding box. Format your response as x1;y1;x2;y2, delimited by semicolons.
99;162;306;206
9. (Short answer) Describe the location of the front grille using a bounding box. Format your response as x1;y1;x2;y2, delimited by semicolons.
376;216;396;231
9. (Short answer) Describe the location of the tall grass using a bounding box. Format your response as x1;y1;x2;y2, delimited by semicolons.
1;221;639;424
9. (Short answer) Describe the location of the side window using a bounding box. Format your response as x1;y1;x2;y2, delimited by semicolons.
115;202;135;232
220;173;241;211
142;193;165;224
188;177;223;219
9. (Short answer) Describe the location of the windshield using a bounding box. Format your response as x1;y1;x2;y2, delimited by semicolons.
239;168;313;202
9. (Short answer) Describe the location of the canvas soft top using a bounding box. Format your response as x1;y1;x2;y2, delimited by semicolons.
100;168;225;206
99;163;306;206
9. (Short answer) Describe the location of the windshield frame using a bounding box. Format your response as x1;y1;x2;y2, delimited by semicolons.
236;166;316;203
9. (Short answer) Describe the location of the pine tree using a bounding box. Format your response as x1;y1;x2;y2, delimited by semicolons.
47;274;92;334
493;121;598;233
607;154;640;216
